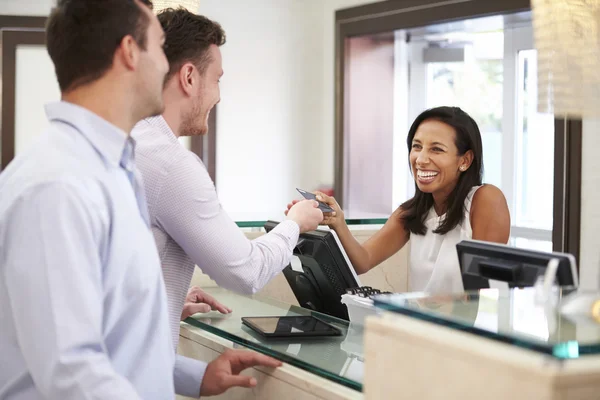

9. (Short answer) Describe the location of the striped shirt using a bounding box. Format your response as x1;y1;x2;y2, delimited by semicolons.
132;116;300;345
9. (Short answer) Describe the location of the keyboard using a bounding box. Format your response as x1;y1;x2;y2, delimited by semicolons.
345;286;392;299
341;286;394;326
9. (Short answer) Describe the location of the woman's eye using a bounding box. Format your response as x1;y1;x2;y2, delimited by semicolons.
412;144;421;149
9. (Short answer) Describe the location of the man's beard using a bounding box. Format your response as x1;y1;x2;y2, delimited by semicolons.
180;100;208;136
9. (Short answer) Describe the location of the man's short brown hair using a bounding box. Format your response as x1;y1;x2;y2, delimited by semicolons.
158;8;226;79
46;0;154;92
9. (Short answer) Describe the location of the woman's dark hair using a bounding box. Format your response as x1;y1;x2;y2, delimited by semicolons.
400;106;483;235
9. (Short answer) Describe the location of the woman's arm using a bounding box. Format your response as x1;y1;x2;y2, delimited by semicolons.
335;209;410;274
311;192;410;274
470;184;511;243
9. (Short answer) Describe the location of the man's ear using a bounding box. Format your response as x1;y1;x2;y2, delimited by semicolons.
116;35;140;71
178;63;197;97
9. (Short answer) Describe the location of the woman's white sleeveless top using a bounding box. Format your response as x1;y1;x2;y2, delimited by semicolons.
408;186;481;294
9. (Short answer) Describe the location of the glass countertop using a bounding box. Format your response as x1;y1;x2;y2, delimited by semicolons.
182;288;364;391
234;217;387;228
373;287;600;359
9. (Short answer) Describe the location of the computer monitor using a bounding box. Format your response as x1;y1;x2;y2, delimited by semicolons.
456;240;578;290
264;221;361;320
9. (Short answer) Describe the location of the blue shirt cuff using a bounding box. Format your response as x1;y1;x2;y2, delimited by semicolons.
174;354;206;398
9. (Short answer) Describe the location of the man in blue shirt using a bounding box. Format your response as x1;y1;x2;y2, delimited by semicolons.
0;1;280;399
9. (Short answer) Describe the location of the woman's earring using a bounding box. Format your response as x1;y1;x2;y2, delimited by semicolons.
460;165;466;171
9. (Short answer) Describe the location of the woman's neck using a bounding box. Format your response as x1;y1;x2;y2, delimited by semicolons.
431;190;449;215
432;200;447;216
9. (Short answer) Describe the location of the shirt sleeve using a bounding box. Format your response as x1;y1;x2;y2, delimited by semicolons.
155;153;299;294
2;182;142;400
174;354;206;397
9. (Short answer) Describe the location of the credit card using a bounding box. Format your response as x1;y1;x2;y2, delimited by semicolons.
296;188;335;213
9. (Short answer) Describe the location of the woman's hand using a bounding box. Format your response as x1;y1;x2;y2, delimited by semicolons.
314;191;344;230
286;191;345;230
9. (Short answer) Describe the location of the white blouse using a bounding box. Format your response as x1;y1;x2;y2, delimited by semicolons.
409;186;482;294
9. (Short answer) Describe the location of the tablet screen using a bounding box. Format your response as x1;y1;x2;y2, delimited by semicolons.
242;316;341;337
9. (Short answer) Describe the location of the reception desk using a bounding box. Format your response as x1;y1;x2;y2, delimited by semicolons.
365;288;600;400
177;218;392;400
177;287;364;400
178;286;600;400
177;219;600;399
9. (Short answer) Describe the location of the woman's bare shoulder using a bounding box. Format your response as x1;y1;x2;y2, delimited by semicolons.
470;184;510;242
472;184;507;208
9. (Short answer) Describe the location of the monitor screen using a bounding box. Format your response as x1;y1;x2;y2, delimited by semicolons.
264;221;361;320
456;239;578;289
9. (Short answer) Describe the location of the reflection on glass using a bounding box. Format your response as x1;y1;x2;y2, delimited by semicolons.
184;288;364;390
374;287;600;359
473;288;500;333
510;287;550;340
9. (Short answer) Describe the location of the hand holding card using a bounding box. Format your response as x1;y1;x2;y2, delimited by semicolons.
285;197;323;233
296;188;335;213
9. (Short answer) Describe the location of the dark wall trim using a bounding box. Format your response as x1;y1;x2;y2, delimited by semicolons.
0;16;47;30
1;28;46;170
189;107;217;185
336;0;530;36
553;119;582;262
0;16;47;170
207;107;217;185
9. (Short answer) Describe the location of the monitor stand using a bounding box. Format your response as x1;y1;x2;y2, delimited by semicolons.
535;258;600;319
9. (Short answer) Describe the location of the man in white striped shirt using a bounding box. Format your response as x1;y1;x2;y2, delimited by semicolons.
132;8;323;346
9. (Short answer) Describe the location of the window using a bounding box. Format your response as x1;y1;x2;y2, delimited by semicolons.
343;12;555;252
515;50;554;232
423;32;504;190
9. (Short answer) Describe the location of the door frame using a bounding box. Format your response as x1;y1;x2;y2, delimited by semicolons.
1;28;47;170
0;16;47;170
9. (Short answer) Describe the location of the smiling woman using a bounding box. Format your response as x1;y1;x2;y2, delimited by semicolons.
307;106;510;295
402;107;483;235
402;106;510;293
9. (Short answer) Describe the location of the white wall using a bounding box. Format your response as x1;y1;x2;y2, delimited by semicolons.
15;45;60;155
580;119;600;290
319;0;380;189
0;0;53;15
1;0;379;220
199;0;320;220
200;0;378;220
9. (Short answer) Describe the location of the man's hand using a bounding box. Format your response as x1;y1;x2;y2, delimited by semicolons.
181;286;232;320
200;349;283;396
286;192;342;231
284;199;323;233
